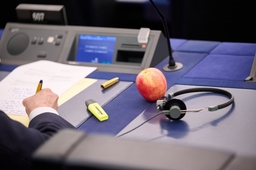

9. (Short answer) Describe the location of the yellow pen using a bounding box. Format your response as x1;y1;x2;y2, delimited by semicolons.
101;77;119;89
36;80;43;93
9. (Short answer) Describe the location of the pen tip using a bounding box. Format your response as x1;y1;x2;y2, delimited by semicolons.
40;80;43;83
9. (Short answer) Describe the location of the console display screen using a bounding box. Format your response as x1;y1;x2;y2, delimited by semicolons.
76;34;116;64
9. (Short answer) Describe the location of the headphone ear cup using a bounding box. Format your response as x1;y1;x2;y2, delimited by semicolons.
163;99;187;120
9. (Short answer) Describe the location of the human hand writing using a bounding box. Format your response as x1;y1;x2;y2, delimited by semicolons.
22;88;59;116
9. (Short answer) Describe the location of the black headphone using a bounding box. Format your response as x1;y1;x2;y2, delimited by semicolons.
156;87;235;120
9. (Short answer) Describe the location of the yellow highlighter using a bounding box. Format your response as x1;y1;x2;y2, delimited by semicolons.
85;99;109;121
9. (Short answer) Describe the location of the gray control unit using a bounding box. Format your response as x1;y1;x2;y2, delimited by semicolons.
0;23;169;73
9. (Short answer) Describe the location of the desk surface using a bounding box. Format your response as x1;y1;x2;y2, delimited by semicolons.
1;35;256;159
78;39;256;158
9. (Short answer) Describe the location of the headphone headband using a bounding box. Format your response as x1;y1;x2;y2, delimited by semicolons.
169;87;234;110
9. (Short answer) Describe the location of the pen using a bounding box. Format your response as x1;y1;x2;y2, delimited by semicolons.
101;77;119;89
36;80;43;93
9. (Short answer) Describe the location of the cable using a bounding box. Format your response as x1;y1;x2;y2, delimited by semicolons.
116;112;163;138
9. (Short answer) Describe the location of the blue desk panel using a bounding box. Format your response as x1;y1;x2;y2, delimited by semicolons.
0;29;3;39
210;42;256;56
183;54;254;81
169;38;187;50
176;40;220;53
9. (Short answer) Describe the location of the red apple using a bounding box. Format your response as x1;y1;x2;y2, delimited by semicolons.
136;67;167;102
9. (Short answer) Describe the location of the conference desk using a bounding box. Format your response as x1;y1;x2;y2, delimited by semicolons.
1;31;256;168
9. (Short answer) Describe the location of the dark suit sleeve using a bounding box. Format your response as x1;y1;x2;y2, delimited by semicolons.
0;110;75;170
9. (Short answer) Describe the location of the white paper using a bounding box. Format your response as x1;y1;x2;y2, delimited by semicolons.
0;60;97;116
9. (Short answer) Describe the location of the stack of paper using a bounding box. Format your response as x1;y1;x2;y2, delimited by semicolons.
0;60;97;126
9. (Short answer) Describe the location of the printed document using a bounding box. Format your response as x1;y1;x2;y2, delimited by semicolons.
0;60;97;116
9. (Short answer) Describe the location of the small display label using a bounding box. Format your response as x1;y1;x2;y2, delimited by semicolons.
76;34;116;64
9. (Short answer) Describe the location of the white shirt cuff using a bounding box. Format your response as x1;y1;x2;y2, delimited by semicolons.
29;107;59;121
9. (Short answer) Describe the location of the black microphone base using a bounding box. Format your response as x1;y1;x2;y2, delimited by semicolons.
163;62;183;72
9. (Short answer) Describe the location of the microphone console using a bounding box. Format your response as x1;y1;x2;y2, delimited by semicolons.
0;23;169;74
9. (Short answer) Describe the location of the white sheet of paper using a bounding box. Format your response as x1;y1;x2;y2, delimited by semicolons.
0;60;97;116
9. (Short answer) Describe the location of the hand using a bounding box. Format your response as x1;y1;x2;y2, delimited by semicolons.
22;88;59;116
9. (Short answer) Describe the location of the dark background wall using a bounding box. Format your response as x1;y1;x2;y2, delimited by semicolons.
0;0;255;43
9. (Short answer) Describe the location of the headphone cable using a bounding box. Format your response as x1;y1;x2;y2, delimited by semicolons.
116;112;163;138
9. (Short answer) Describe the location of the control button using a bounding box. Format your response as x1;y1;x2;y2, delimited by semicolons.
38;38;44;45
37;51;47;58
47;36;54;43
56;34;63;39
54;39;61;46
31;37;37;44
